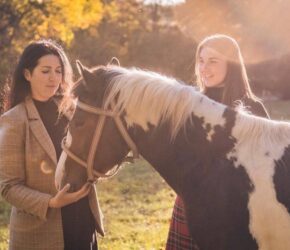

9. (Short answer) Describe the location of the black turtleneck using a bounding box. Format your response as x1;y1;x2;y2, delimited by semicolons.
204;87;224;103
203;87;269;118
33;98;68;160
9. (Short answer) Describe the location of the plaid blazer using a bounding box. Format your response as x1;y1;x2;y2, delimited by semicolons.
0;96;104;250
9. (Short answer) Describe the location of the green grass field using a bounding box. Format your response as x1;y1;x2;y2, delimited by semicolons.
0;100;290;250
0;201;9;250
97;160;175;250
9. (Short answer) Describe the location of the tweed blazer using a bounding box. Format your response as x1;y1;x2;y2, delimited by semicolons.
0;96;104;250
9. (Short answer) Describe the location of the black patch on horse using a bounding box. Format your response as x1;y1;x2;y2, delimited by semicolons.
182;108;258;250
274;144;290;214
135;107;258;250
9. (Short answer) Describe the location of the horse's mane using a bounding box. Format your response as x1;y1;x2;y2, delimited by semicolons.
105;66;220;138
232;112;290;159
103;66;290;149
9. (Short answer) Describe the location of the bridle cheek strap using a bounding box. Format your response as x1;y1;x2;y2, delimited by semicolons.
113;116;139;159
86;114;106;181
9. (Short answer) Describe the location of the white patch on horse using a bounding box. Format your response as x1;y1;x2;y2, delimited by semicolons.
194;98;226;130
228;115;290;250
105;67;226;139
55;131;72;190
201;122;214;141
206;128;215;141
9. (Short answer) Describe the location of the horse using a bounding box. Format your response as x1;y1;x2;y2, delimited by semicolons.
55;60;290;250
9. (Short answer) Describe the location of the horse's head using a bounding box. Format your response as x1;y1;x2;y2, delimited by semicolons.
55;59;209;192
56;59;134;191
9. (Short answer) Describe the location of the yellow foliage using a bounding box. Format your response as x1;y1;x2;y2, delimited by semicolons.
34;0;105;44
50;0;103;29
3;0;113;47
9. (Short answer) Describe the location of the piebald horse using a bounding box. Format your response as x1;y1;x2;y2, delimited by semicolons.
56;61;290;250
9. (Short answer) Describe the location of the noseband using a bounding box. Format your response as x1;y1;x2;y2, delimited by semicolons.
61;100;139;182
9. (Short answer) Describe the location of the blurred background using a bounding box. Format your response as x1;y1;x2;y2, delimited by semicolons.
2;0;290;114
1;1;290;249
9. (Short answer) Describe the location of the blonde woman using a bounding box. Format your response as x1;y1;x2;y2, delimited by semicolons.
166;34;269;250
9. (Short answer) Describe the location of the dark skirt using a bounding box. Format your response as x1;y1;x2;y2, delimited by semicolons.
166;196;196;250
61;196;97;250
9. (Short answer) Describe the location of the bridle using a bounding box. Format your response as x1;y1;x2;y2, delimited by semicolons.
61;100;139;182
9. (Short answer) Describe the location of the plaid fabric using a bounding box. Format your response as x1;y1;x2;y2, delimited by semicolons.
0;97;104;249
166;196;197;250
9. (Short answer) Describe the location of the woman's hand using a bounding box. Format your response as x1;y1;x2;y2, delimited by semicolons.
49;183;91;208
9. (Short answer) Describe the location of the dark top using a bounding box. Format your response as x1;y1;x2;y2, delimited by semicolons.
33;98;68;159
33;98;97;250
204;87;269;118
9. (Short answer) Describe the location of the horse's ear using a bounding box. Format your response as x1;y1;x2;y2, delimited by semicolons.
76;60;86;76
108;57;120;66
75;60;93;88
76;60;89;76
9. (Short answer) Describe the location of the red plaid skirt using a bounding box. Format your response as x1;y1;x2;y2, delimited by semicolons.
166;196;197;250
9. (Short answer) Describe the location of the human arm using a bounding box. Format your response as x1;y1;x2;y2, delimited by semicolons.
0;115;52;220
48;183;91;208
0;115;90;219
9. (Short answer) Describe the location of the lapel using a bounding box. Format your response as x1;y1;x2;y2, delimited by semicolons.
25;96;57;165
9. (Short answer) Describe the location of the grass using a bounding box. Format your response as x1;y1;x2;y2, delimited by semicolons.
97;160;175;250
0;100;290;249
0;199;10;250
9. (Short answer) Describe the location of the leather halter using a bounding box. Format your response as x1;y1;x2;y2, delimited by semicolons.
61;100;139;181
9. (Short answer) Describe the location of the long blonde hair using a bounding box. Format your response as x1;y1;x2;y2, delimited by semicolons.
195;34;258;106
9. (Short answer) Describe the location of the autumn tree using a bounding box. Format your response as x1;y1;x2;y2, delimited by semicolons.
0;0;107;84
0;0;109;112
70;0;195;82
70;0;148;66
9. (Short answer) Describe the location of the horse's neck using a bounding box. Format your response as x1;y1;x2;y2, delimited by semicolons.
193;96;228;129
131;122;183;194
131;108;238;197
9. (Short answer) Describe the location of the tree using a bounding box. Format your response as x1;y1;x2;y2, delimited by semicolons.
0;0;110;112
70;0;195;82
70;0;148;66
0;0;106;72
0;0;105;51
